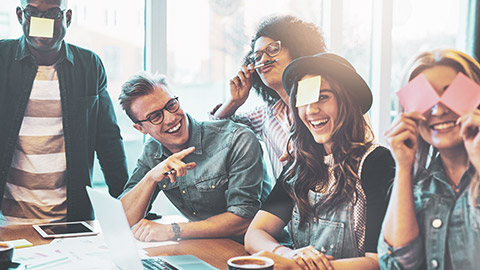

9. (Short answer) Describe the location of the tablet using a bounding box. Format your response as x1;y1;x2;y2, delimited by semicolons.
33;221;98;238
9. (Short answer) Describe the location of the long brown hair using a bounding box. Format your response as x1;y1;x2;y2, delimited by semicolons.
285;74;373;224
402;49;480;204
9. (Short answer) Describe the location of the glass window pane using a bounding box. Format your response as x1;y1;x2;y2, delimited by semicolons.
391;0;461;113
66;0;145;185
0;0;23;39
166;0;324;120
341;0;373;88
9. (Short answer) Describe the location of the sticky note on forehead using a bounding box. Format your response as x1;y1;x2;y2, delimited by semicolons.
396;74;440;113
29;17;54;38
296;75;321;107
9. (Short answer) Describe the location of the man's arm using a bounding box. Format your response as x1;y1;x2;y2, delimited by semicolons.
121;147;196;226
132;212;250;241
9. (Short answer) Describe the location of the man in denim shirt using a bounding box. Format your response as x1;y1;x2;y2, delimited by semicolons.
118;73;271;242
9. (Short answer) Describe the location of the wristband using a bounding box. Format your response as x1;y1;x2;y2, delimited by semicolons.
272;244;284;254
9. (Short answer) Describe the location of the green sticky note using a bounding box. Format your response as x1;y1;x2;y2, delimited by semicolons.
296;75;321;107
29;17;54;38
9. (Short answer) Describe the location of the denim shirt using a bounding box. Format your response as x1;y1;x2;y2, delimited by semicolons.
121;115;272;221
290;193;359;259
378;157;480;270
0;37;128;221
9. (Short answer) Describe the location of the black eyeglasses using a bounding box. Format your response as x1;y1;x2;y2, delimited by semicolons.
134;97;180;125
22;6;66;20
250;41;282;64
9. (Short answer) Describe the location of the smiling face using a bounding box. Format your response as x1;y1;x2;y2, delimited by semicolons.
418;65;464;151
131;84;190;153
297;75;339;154
17;0;71;54
253;36;292;93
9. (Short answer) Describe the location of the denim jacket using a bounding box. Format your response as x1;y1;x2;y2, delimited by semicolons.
378;157;480;270
0;37;128;221
121;115;272;221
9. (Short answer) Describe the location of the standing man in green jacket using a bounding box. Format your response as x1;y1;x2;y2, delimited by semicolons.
0;0;128;224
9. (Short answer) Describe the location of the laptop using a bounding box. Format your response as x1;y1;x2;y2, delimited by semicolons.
86;186;218;270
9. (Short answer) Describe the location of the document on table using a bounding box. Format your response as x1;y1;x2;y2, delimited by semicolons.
12;234;178;269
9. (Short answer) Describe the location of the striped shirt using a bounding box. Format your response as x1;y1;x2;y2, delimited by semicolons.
1;66;67;224
211;100;291;178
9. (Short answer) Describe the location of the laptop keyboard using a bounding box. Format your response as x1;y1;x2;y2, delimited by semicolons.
142;258;179;270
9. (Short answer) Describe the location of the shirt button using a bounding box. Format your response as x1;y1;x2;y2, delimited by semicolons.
163;184;167;189
211;185;215;189
432;219;442;229
431;259;439;268
182;190;186;194
193;212;196;215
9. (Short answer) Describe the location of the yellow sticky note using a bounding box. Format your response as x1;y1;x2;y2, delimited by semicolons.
296;75;321;107
29;17;54;38
4;239;33;249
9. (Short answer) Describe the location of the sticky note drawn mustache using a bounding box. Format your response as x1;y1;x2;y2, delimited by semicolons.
396;72;480;116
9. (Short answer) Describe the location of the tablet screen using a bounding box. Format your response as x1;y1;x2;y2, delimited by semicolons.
41;223;92;235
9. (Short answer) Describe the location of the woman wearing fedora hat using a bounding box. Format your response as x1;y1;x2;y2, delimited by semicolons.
210;15;327;179
244;53;395;269
379;49;480;270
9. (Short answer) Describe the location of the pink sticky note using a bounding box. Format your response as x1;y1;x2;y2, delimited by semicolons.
396;74;440;113
440;73;480;116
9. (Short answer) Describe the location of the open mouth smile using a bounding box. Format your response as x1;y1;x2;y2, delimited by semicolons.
165;120;182;134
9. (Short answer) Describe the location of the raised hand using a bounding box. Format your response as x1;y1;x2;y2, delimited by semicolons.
384;112;425;170
146;146;197;183
458;109;480;171
229;64;254;106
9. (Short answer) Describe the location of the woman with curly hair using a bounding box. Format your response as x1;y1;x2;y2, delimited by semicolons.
210;15;327;178
244;53;394;269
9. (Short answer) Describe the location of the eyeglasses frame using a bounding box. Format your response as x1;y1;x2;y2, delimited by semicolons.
134;97;180;125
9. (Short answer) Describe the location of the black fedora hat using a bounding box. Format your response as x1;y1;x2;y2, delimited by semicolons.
282;52;372;114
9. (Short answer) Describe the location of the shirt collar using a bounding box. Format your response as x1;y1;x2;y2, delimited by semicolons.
15;36;74;65
154;114;203;158
430;156;474;191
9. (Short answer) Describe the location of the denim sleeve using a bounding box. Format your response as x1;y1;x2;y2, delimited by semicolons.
119;141;161;212
224;126;270;219
377;232;424;270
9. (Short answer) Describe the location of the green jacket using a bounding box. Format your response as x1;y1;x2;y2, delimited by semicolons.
0;36;128;221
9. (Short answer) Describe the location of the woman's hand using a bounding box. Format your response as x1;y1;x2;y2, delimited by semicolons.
384;112;425;170
458;109;480;171
290;246;334;270
228;64;254;106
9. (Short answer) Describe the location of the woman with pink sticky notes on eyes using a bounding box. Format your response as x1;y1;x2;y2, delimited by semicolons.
379;49;480;270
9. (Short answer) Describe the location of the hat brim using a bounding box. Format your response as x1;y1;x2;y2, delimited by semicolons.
282;53;372;114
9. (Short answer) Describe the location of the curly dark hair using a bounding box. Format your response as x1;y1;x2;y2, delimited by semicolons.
284;74;373;225
244;15;327;105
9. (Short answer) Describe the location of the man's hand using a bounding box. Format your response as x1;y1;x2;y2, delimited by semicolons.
146;147;197;183
132;219;173;242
